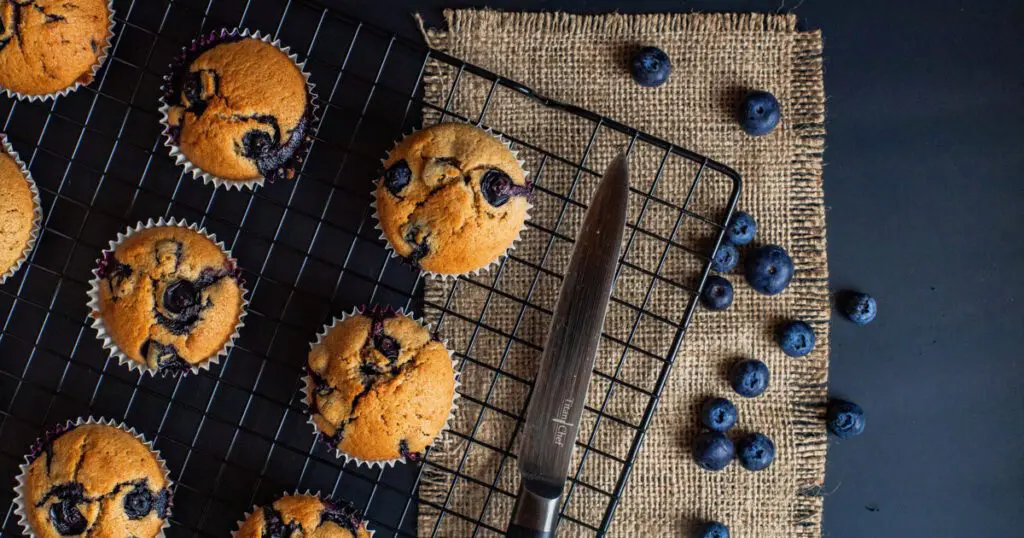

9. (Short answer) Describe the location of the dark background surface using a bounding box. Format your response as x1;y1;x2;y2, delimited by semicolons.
338;0;1024;536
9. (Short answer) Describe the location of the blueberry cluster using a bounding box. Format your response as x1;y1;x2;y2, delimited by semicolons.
700;210;796;314
691;396;776;474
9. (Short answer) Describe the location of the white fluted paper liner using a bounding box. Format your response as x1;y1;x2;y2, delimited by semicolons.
302;306;461;469
371;121;533;280
1;0;116;102
0;135;43;284
231;490;375;538
14;417;173;538
86;217;249;377
158;28;320;191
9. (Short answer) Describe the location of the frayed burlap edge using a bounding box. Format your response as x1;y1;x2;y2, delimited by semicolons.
415;9;829;537
786;28;829;535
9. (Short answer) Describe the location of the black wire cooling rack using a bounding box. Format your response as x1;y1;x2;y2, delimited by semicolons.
0;0;741;536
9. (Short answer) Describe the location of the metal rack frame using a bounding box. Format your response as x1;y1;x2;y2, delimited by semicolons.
0;0;741;536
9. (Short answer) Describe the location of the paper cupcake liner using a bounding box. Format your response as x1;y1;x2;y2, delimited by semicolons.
1;0;116;102
86;217;249;377
14;416;173;538
158;28;321;191
302;305;461;469
231;490;375;538
371;120;533;280
0;135;43;284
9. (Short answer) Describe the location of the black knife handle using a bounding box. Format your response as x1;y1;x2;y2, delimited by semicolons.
508;482;560;537
506;523;554;538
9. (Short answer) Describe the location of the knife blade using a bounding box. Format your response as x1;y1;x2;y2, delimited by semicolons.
507;152;631;538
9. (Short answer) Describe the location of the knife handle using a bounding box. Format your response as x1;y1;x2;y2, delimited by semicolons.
506;523;554;538
507;482;559;537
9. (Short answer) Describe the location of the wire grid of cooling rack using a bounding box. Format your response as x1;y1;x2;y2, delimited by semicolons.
0;0;741;536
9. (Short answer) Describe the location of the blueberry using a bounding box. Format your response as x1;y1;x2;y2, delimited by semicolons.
700;275;733;311
182;72;203;107
827;399;866;438
242;129;274;160
736;432;776;471
776;320;816;357
711;242;739;273
630;46;672;88
725;211;757;246
123;483;154;519
729;359;770;398
47;483;87;535
50;498;87;535
744;245;794;295
384;160;412;196
402;224;431;266
163;280;199;315
699;397;737;432
96;253;132;291
374;334;400;362
261;506;300;538
694;521;730;538
480;169;513;207
141;340;189;375
691;431;734;471
738;90;781;136
842;292;877;325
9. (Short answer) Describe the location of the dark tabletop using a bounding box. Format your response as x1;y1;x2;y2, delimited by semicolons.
337;0;1024;536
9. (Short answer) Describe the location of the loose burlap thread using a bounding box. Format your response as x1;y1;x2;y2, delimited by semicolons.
416;10;827;537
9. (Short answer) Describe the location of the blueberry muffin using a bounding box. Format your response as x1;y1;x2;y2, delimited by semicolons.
163;31;314;186
375;123;530;275
90;222;245;375
307;306;456;464
16;421;171;538
0;0;112;97
0;141;39;281
236;494;372;538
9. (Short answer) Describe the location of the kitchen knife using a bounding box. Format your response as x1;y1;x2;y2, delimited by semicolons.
507;152;630;538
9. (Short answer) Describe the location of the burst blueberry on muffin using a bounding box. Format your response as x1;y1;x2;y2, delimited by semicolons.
89;221;246;375
16;421;171;538
306;306;456;465
0;0;112;98
236;494;372;538
162;30;314;186
375;122;530;276
0;139;40;282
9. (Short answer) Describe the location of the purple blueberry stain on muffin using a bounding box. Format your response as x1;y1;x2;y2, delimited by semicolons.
399;439;423;462
260;505;300;537
319;497;367;534
26;422;76;470
383;160;413;197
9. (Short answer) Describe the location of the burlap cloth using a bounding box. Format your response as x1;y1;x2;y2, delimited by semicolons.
415;10;827;537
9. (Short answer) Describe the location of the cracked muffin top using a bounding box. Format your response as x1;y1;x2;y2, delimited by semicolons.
91;224;245;375
375;122;530;276
0;147;37;279
236;494;372;538
0;0;112;97
19;422;171;538
307;307;456;464
164;34;312;184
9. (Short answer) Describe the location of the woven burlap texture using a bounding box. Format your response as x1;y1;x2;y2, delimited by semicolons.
416;10;827;537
